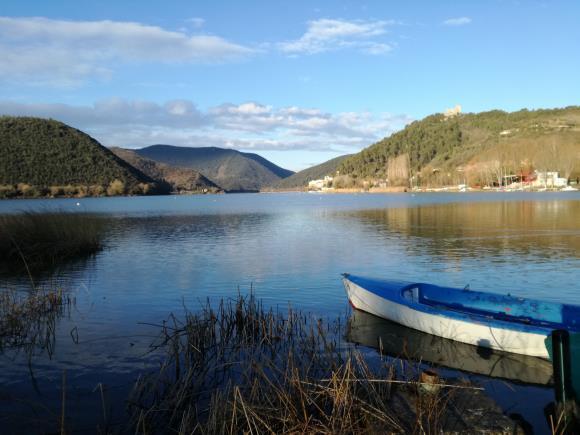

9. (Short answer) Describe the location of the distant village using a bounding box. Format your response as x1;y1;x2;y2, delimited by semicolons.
307;170;578;193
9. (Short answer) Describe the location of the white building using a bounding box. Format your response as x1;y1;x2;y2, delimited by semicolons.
308;176;333;191
533;171;568;188
444;105;462;118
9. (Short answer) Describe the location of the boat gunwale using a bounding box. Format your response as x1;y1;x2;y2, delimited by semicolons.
342;273;580;334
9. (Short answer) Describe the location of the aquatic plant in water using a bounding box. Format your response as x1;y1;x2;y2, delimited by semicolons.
0;286;73;357
0;211;104;273
127;294;507;434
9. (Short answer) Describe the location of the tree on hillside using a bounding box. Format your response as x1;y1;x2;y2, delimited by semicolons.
387;154;410;186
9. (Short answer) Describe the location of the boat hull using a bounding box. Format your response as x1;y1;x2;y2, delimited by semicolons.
343;276;552;358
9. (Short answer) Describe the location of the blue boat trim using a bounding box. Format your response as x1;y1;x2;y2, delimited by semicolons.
345;274;580;335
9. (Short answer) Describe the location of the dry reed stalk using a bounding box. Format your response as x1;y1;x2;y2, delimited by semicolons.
0;211;104;273
0;286;73;356
127;294;467;434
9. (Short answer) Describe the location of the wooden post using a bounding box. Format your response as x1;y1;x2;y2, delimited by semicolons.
553;329;572;404
551;330;579;432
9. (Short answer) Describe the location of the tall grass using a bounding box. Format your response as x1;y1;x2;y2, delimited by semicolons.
0;286;73;356
0;212;104;272
127;295;493;434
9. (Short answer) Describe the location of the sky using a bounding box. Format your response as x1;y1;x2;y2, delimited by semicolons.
1;0;579;171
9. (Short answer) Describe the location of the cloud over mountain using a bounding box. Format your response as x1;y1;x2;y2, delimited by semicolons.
0;99;412;154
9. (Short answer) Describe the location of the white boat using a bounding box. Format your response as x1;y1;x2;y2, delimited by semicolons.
342;273;580;359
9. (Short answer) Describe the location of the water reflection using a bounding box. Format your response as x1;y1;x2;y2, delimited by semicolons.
0;194;579;433
350;200;580;260
347;309;554;386
340;200;580;304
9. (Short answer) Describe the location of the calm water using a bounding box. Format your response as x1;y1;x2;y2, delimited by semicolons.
1;192;579;432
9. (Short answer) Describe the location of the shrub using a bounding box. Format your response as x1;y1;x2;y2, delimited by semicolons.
0;185;17;199
89;185;105;196
76;186;88;198
138;182;151;195
16;183;36;197
107;179;125;196
63;185;77;196
49;186;64;197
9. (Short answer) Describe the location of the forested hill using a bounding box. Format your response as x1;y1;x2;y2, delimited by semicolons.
271;155;351;189
338;107;580;186
111;147;222;193
0;117;162;197
135;145;294;192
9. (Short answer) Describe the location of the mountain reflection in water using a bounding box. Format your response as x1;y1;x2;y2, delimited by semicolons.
349;200;580;261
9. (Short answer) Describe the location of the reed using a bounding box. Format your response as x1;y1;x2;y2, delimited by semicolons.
0;211;104;271
128;294;469;434
0;285;73;356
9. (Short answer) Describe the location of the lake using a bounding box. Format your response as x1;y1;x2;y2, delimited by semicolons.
1;191;579;433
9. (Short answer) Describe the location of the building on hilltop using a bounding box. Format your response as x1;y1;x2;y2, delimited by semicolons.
444;105;462;118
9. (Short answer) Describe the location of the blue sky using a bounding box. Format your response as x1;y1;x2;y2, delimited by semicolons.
1;0;579;170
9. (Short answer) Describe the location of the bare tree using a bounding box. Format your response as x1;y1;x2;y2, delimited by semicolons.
387;153;410;186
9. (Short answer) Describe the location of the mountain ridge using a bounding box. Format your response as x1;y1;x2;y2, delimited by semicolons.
110;147;222;193
0;116;163;198
135;144;294;192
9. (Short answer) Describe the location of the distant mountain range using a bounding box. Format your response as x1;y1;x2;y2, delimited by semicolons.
135;145;294;192
0;117;163;198
272;155;351;189
3;107;578;199
110;147;222;193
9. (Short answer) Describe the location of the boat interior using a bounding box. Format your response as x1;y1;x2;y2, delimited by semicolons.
403;283;580;330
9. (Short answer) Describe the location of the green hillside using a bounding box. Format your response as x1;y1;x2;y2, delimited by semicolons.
136;145;294;192
338;107;580;187
111;147;222;193
0;117;164;198
271;154;351;189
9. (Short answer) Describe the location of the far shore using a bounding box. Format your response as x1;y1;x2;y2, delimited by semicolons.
262;185;580;194
2;185;579;200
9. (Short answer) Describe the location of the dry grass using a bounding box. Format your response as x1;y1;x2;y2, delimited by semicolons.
0;211;104;272
0;286;73;356
128;295;465;434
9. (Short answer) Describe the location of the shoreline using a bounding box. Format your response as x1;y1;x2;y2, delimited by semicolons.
263;186;580;194
1;185;579;200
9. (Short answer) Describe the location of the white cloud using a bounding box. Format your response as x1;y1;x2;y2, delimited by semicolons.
0;17;254;86
212;102;272;116
279;18;395;55
361;42;393;55
279;107;322;117
186;17;205;28
0;98;206;129
442;17;472;26
0;98;412;154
